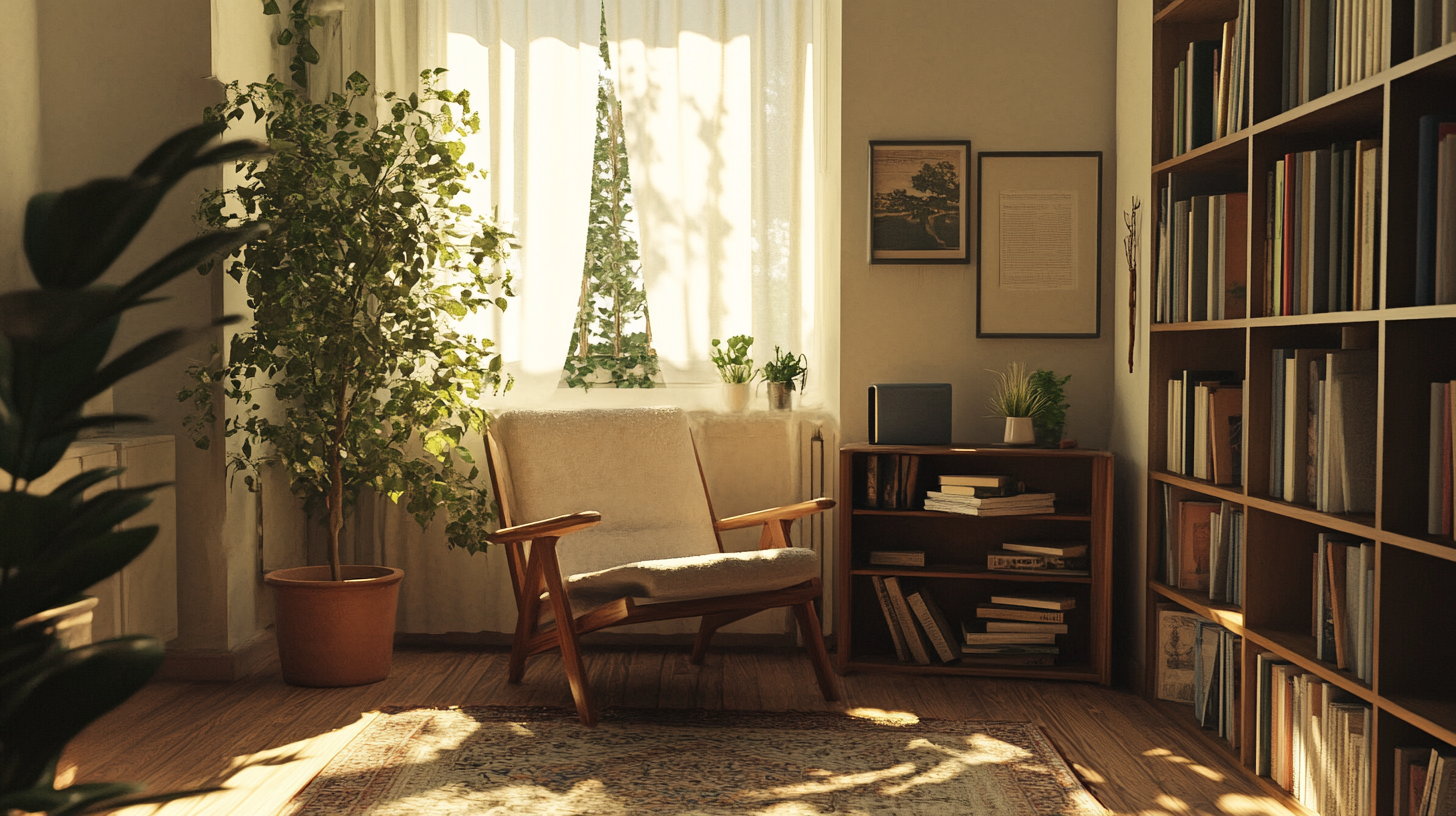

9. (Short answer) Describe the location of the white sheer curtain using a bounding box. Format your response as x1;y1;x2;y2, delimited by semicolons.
373;0;832;634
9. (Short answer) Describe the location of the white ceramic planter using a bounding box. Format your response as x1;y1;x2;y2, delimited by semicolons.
1003;416;1035;445
722;382;751;412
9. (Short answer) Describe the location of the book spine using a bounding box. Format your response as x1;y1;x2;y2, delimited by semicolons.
907;591;958;663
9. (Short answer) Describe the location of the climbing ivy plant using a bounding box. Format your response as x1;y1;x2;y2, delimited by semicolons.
560;13;661;390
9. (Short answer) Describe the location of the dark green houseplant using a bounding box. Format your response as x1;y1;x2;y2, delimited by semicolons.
1029;369;1072;446
0;123;266;814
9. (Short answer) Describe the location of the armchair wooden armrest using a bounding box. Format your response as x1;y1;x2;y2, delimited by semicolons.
487;511;602;544
714;498;835;532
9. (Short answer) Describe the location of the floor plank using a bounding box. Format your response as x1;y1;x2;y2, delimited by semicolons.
58;644;1299;816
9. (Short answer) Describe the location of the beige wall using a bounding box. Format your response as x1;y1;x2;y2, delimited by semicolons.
839;0;1120;449
0;0;41;295
1112;0;1153;687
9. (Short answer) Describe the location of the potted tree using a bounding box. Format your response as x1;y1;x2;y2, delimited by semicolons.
0;123;265;813
181;69;513;687
709;335;756;412
1029;369;1072;446
986;362;1051;446
760;347;808;411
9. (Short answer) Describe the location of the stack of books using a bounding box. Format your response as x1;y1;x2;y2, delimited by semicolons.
862;454;921;509
1263;141;1383;315
986;541;1089;577
1169;3;1253;158
1269;343;1377;514
1255;652;1373;815
1154;172;1246;325
1164;367;1243;484
1314;534;1374;683
924;475;1053;516
961;594;1075;667
1417;115;1456;306
1395;746;1456;816
1158;494;1244;606
1156;605;1241;750
869;576;960;666
1280;0;1385;113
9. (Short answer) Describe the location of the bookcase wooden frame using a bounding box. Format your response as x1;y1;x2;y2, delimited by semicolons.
836;444;1113;684
1147;2;1456;813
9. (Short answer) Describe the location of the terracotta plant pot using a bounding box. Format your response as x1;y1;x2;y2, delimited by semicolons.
265;565;403;687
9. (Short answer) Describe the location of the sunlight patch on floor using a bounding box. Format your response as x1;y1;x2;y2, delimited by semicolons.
843;707;919;726
1216;792;1299;815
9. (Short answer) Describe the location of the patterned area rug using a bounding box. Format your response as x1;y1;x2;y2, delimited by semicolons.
282;706;1108;815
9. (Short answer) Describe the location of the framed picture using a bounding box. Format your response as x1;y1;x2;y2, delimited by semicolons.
868;140;971;264
976;152;1103;337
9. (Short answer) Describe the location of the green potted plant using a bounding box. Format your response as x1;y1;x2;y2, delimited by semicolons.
986;361;1051;446
760;346;808;411
710;334;756;412
0;123;264;814
180;68;513;687
1029;369;1072;446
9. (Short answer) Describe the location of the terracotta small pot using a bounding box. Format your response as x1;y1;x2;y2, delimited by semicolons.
265;565;403;687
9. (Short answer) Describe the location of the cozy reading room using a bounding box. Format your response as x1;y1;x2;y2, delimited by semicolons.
3;0;1455;814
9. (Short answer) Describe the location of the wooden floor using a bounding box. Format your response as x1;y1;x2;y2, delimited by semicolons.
63;644;1298;816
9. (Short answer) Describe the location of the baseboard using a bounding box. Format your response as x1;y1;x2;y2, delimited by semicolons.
157;628;276;682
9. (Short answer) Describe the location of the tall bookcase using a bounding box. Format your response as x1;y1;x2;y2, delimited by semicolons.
836;444;1113;684
1148;2;1456;814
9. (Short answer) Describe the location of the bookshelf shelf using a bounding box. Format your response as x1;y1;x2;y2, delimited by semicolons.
849;566;1094;584
1147;1;1456;812
837;446;1112;684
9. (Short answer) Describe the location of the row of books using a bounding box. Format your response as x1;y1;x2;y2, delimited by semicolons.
1314;535;1375;683
1270;345;1377;514
1395;745;1456;816
1257;652;1373;816
863;454;920;509
869;578;1074;667
1163;368;1243;485
1159;491;1245;606
923;473;1054;517
1281;0;1386;113
1171;4;1253;157
1155;189;1248;323
1412;0;1456;56
1263;141;1383;316
1155;606;1242;749
1428;382;1456;536
1415;115;1456;306
870;541;1090;577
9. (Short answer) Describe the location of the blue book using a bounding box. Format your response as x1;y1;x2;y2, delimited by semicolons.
1415;114;1452;306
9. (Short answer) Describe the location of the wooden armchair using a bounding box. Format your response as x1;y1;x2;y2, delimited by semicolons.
484;407;839;725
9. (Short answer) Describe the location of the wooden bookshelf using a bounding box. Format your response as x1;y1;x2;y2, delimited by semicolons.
835;444;1113;684
1147;3;1456;814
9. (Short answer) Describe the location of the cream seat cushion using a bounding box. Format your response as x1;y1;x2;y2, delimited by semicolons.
492;407;819;612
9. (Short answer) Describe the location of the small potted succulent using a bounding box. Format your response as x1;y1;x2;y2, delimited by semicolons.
710;335;756;412
760;347;808;411
986;361;1051;445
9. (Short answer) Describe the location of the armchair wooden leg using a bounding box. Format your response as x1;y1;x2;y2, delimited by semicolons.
534;539;597;727
691;610;757;665
793;600;840;703
508;555;544;685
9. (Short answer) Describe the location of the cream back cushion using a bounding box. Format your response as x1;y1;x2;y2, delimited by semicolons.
492;407;721;578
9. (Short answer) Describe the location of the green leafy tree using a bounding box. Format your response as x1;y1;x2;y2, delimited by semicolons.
561;12;661;389
876;160;961;248
181;68;514;579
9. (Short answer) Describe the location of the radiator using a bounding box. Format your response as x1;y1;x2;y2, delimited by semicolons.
799;417;838;636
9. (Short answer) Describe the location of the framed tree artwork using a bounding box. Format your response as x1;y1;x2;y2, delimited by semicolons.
868;140;971;264
976;151;1103;338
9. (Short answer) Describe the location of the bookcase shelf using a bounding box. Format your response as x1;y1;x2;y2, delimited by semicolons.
836;444;1113;685
1147;1;1456;812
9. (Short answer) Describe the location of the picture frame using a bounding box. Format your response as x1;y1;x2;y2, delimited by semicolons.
868;140;971;264
976;151;1103;337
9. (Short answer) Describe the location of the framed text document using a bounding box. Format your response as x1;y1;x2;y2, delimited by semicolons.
976;152;1103;337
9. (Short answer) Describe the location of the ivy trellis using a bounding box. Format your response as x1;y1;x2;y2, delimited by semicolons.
560;13;662;389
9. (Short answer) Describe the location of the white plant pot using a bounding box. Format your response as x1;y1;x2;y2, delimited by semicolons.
1003;416;1035;446
722;381;752;412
